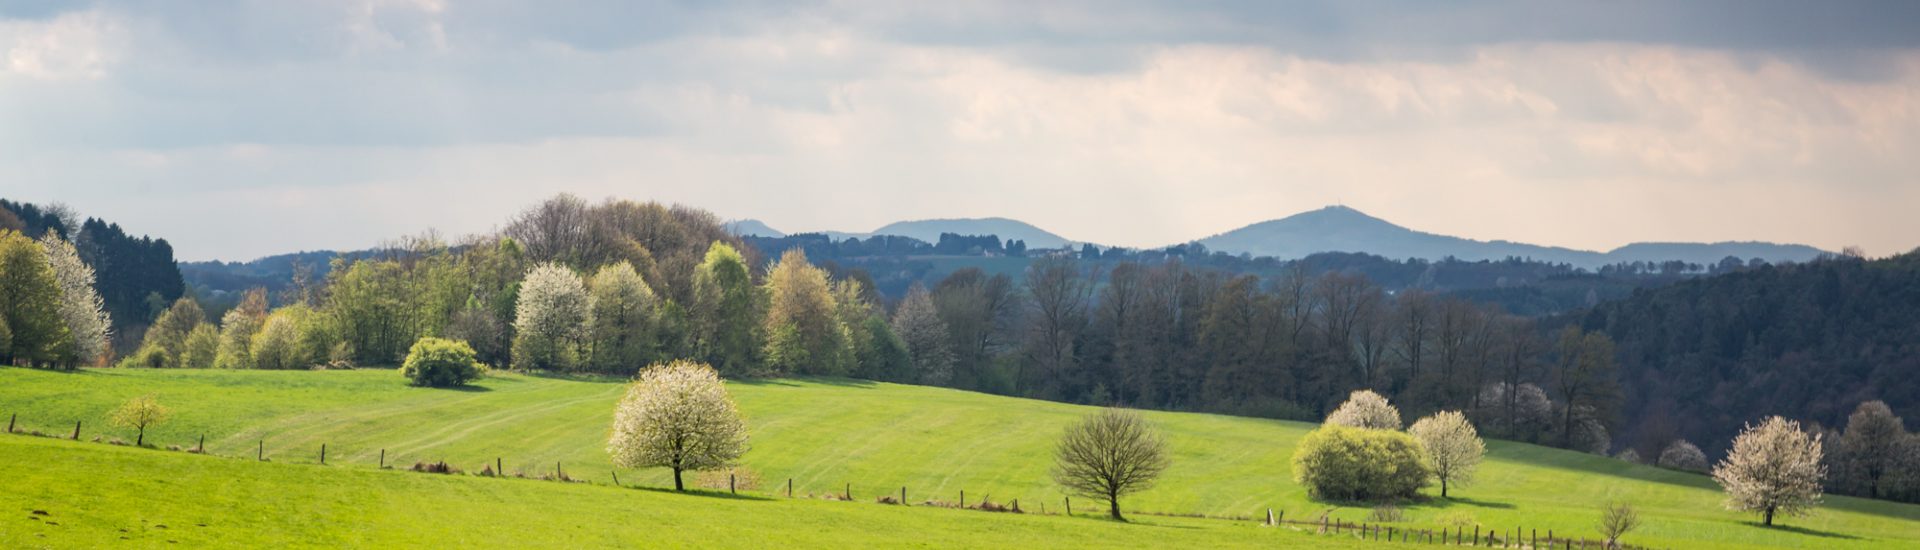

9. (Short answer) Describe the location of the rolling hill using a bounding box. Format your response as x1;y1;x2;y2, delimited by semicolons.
1197;206;1826;269
1;367;1914;549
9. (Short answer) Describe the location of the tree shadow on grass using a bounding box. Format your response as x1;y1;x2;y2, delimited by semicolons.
624;485;773;501
1439;496;1516;510
732;377;878;389
438;384;493;393
0;365;99;375
1739;522;1861;540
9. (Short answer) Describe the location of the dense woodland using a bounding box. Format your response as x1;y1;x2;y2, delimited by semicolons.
3;194;1915;503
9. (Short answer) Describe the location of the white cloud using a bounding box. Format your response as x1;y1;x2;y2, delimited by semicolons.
0;8;123;80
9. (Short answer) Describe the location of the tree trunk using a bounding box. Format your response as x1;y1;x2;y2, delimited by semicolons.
136;427;145;447
673;467;685;491
1441;478;1449;498
1108;492;1122;521
1764;505;1774;526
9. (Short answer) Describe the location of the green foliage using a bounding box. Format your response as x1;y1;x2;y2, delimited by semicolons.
586;262;658;374
118;343;172;369
761;249;848;376
400;337;485;387
1292;425;1432;501
0;230;70;364
180;324;219;368
690;242;758;376
251;309;310;370
215;307;265;370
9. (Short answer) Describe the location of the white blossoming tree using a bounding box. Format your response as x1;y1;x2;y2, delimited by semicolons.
608;360;749;491
1658;439;1709;473
36;232;110;366
1409;410;1484;498
1713;416;1825;526
513;263;593;371
1326;389;1402;430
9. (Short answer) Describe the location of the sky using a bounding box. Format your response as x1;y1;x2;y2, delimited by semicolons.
3;1;1918;262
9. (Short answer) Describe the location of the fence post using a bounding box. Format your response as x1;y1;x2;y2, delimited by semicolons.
320;444;326;465
900;486;906;505
72;420;81;440
258;439;264;461
379;449;385;468
787;478;793;498
730;473;737;494
612;471;620;486
845;482;851;500
1263;508;1270;526
960;490;965;508
557;461;563;479
8;412;15;433
498;458;503;476
1277;510;1283;525
197;434;205;453
1532;529;1537;548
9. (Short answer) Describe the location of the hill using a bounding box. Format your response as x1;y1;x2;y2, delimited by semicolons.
748;218;1076;249
1575;253;1920;460
1198;206;1826;269
2;367;1915;549
724;219;786;238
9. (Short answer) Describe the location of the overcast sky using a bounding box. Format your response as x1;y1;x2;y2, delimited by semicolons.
4;1;1918;261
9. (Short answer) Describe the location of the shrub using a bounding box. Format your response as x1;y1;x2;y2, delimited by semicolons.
1657;439;1709;473
411;460;462;474
400;337;485;388
1291;425;1432;501
1325;390;1402;430
1368;503;1404;522
117;344;172;369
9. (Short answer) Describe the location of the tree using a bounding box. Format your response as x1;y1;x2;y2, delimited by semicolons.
608;360;749;491
1051;408;1170;521
0;231;69;365
1836;401;1906;499
1713;416;1825;526
690;242;758;376
1553;328;1620;451
250;308;313;370
400;337;485;387
1325;389;1402;430
1658;439;1709;473
587;262;659;374
142;297;204;361
37;232;110;366
891;284;954;385
512;263;592;371
180;324;219;368
1598;501;1641;549
214;305;265;370
761;249;847;375
1021;257;1094;396
1409;410;1484;498
109;394;170;447
1292;424;1432;501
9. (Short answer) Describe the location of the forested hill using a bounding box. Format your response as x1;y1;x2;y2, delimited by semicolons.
1575;251;1920;456
2;199;185;351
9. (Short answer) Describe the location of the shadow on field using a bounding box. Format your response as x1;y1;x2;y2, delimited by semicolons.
733;377;878;389
1440;496;1515;510
1742;522;1861;540
624;486;773;501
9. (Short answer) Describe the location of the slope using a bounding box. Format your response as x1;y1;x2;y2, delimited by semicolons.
0;367;1915;549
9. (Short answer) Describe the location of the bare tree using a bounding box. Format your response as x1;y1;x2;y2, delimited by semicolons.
1052;408;1170;521
1598;501;1640;549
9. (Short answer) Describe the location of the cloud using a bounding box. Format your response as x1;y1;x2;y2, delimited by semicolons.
1;2;1917;260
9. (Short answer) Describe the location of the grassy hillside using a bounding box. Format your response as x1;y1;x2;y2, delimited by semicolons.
0;435;1358;548
2;367;1917;549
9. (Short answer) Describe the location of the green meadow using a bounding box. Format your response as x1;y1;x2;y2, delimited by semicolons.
2;366;1916;549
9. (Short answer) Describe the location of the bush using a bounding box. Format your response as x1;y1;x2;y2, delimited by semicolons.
1291;425;1432;501
1368;503;1404;522
1657;440;1709;473
117;344;172;369
400;337;485;388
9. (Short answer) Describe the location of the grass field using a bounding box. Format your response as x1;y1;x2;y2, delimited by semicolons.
2;366;1917;549
0;435;1365;548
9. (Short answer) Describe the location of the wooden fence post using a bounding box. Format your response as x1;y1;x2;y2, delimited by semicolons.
960;490;965;508
787;478;793;498
320;444;326;465
730;473;736;494
1474;525;1480;545
258;439;264;461
1263;508;1270;526
197;434;205;453
497;458;503;475
72;420;81;440
845;482;851;500
899;486;905;505
379;449;385;468
612;471;620;486
8;412;15;433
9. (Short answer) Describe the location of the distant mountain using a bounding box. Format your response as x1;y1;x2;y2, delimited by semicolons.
724;219;785;238
755;217;1076;249
1197;206;1827;269
868;218;1073;249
